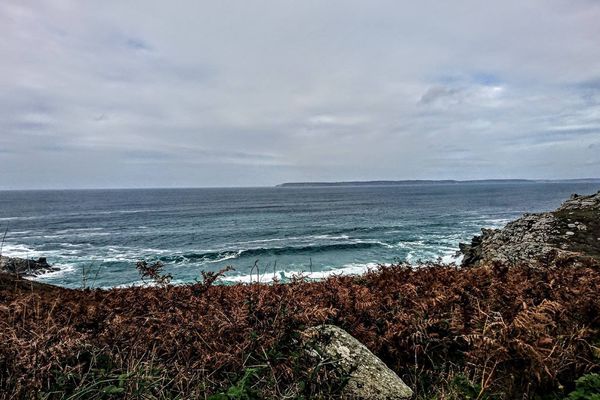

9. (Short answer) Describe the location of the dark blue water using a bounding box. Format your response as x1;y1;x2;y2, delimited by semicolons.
0;182;598;288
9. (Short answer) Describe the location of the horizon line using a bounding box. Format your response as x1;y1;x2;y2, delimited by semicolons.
1;177;600;192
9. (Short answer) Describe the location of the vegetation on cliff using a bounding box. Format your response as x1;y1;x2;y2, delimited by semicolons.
460;191;600;267
1;259;599;399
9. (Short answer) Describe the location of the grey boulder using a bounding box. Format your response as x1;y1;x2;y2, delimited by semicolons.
303;325;412;399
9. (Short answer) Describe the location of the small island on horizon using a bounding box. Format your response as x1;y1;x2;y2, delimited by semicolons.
276;178;600;188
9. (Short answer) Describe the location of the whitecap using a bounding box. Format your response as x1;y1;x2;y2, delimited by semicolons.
479;217;512;228
30;263;77;280
440;253;463;265
222;262;382;284
104;278;187;290
230;234;351;247
0;243;39;258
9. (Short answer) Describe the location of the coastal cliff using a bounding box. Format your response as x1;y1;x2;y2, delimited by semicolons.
460;190;600;267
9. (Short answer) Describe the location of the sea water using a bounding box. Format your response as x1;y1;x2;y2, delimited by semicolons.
0;182;598;288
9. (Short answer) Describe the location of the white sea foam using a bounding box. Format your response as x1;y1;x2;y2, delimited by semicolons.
440;253;463;265
30;263;76;280
107;280;158;289
222;262;381;284
0;243;39;258
104;277;189;290
482;218;511;228
312;234;351;240
365;240;394;248
230;234;351;246
405;252;418;263
53;227;105;234
0;216;40;222
57;242;94;248
404;247;463;265
204;252;240;264
92;257;131;263
34;232;113;239
231;237;302;245
5;230;34;235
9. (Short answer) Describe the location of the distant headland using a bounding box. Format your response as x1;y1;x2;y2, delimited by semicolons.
276;178;600;188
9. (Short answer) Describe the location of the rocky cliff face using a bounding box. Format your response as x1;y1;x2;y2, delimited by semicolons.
0;256;59;276
460;190;600;267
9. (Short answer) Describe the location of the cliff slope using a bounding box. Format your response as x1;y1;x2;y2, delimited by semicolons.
460;190;600;267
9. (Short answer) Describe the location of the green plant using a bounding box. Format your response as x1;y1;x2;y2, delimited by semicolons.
450;374;482;400
208;368;261;400
566;374;600;400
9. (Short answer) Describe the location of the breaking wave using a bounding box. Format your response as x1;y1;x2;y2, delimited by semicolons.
159;241;389;264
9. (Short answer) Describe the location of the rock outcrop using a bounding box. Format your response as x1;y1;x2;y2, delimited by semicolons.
302;325;413;399
460;190;600;267
0;256;59;276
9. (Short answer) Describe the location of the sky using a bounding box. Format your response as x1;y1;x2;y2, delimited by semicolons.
1;0;600;189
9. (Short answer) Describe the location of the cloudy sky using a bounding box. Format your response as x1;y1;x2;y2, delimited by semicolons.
1;0;599;189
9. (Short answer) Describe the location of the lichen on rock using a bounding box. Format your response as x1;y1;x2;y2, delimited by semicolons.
459;190;600;267
302;324;413;399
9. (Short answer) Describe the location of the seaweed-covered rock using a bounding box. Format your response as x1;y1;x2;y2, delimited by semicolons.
460;190;600;267
0;256;59;276
302;324;413;399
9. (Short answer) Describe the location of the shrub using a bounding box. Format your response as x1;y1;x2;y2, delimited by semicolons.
566;374;600;400
1;260;599;399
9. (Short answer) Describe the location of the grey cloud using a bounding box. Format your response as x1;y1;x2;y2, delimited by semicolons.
419;86;462;105
123;37;151;52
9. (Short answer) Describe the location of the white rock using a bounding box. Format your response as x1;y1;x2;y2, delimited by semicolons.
303;325;413;399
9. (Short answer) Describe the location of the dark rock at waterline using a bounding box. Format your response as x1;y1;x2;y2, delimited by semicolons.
0;256;59;276
460;190;600;267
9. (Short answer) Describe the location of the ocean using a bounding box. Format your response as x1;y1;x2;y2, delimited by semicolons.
1;182;598;288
